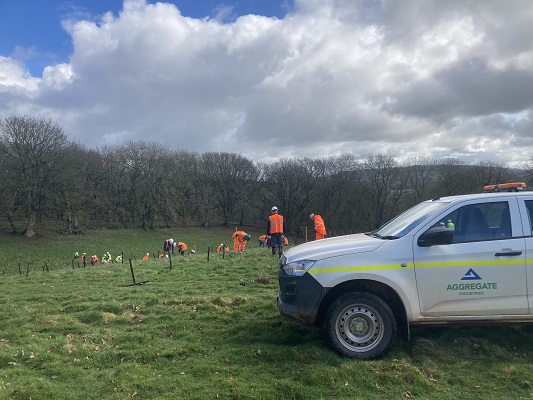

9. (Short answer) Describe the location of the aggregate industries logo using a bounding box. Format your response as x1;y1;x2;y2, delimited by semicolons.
446;268;497;295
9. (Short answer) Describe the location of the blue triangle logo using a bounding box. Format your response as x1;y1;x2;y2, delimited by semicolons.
461;268;481;280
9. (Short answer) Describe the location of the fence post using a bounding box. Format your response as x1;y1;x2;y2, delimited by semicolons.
129;259;136;284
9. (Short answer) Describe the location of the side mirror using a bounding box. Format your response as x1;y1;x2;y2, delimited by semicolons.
417;227;454;247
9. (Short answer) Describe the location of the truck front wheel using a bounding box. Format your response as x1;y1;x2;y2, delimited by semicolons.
324;292;396;360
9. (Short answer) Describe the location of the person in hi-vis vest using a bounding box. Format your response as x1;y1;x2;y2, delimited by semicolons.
310;213;327;240
267;206;286;257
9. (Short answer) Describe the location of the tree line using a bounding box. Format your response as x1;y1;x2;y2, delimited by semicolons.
2;114;533;238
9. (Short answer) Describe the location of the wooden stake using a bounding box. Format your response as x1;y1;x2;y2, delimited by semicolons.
129;259;136;284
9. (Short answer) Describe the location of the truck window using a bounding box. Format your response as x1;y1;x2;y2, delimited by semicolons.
525;201;533;235
427;201;510;243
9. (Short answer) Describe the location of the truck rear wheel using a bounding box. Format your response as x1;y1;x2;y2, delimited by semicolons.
324;292;396;360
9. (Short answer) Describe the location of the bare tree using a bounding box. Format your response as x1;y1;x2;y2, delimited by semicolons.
471;160;510;188
0;143;18;234
114;141;173;229
187;153;217;227
404;156;437;205
310;154;362;235
200;152;259;226
263;158;319;233
166;150;199;226
434;158;470;196
255;161;275;225
52;143;93;233
340;166;369;233
0;115;69;237
89;146;128;227
363;154;406;229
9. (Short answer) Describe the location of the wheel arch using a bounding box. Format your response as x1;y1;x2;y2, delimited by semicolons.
316;279;409;341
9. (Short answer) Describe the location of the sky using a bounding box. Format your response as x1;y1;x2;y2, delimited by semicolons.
1;0;532;167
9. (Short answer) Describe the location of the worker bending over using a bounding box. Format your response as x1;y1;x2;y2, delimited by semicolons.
232;231;250;252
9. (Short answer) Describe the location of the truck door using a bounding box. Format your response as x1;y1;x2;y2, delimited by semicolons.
517;197;533;312
413;198;528;317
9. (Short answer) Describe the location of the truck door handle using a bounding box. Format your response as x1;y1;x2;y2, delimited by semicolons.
495;251;522;257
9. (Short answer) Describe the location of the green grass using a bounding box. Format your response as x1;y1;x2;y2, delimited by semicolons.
1;228;533;399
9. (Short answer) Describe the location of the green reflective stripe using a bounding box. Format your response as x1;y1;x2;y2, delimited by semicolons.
309;257;532;275
310;264;407;275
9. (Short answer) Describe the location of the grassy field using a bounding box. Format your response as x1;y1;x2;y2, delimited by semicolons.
1;227;533;399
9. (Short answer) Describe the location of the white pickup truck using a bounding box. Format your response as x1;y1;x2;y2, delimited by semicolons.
277;191;533;359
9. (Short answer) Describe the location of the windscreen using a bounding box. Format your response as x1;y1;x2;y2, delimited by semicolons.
374;201;449;238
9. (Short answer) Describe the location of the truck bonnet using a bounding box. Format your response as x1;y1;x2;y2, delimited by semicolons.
283;233;385;263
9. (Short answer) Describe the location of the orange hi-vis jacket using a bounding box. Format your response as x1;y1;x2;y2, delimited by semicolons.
232;231;247;251
232;231;247;241
269;214;284;234
313;215;326;234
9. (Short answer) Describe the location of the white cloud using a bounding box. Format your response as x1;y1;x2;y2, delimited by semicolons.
41;63;75;89
0;0;532;166
0;56;40;92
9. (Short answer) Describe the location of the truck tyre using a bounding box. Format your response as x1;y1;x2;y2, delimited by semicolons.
324;291;396;360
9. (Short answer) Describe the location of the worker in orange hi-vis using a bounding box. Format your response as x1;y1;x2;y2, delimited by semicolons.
216;243;229;253
258;234;268;247
232;231;250;252
310;213;327;240
177;242;188;256
267;206;286;257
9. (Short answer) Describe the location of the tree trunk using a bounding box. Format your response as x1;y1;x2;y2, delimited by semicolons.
24;212;36;238
6;212;17;235
73;212;80;230
66;210;73;232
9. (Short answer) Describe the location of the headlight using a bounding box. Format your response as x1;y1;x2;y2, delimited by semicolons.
283;260;316;276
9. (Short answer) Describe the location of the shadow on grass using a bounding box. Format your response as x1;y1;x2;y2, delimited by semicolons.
408;324;533;363
224;314;533;364
223;313;323;348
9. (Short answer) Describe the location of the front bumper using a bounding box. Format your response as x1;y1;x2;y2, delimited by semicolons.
277;269;326;326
